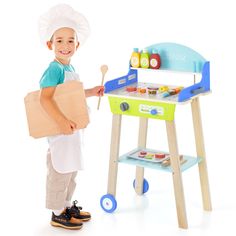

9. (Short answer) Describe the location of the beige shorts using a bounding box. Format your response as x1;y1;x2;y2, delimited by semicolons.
46;152;77;210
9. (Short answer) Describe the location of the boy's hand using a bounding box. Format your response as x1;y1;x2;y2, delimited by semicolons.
40;86;78;135
94;85;104;96
86;86;104;97
58;118;77;135
90;85;104;97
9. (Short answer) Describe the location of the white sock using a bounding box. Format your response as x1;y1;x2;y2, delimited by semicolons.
65;200;71;208
53;209;64;216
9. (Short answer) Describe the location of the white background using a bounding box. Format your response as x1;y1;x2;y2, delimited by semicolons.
0;0;235;235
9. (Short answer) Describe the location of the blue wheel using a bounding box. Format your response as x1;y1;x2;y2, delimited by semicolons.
133;178;149;194
100;194;117;213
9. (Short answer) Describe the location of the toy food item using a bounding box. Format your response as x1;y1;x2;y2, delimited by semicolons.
148;89;157;95
162;87;184;98
140;49;149;69
137;87;146;93
169;89;176;95
155;153;166;159
126;86;137;92
145;153;154;159
161;155;184;167
147;87;158;95
162;91;170;98
140;151;147;155
174;87;184;94
149;49;161;69
130;48;140;68
138;151;147;158
159;86;169;93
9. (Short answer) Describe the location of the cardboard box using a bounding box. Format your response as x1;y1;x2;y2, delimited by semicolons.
24;80;89;138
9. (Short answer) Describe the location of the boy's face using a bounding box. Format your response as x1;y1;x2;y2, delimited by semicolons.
47;27;79;64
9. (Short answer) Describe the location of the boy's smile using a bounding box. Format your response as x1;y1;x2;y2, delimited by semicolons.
59;50;72;55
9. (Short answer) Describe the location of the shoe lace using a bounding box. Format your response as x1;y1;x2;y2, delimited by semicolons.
72;200;82;213
64;207;72;220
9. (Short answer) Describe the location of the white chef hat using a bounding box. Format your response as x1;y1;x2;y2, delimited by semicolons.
38;4;90;45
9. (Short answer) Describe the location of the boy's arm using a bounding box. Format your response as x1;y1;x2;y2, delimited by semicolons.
85;86;104;97
40;86;77;135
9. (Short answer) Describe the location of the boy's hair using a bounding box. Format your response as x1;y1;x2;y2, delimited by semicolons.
49;28;78;43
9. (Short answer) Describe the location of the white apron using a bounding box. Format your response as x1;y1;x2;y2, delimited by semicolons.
48;71;84;173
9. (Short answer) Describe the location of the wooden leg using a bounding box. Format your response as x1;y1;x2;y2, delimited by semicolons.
166;120;188;229
107;114;122;196
135;117;148;195
191;98;212;211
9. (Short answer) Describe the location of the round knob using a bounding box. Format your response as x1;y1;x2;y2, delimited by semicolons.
150;109;158;115
120;102;129;111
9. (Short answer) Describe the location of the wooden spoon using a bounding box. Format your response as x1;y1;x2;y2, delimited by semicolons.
97;65;108;110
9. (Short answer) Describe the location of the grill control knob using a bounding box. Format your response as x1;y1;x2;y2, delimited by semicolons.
120;102;129;111
150;109;158;115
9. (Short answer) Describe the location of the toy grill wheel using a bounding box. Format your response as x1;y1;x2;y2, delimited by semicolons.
133;178;149;194
100;194;117;213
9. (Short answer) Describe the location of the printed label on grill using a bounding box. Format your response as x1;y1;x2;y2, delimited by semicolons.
118;78;126;85
128;74;136;80
139;104;164;115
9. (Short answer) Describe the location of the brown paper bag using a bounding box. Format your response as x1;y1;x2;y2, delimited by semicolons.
24;80;89;138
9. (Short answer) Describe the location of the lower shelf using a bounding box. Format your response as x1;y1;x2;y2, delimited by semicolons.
118;148;202;172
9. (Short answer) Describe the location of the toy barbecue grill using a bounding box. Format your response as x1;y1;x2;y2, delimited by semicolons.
100;42;212;229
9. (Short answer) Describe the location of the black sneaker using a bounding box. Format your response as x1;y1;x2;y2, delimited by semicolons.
69;200;91;222
51;207;83;230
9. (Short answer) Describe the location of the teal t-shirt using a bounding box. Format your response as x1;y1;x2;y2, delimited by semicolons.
40;61;75;88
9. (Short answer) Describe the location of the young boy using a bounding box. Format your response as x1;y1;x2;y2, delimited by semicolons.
38;4;104;230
